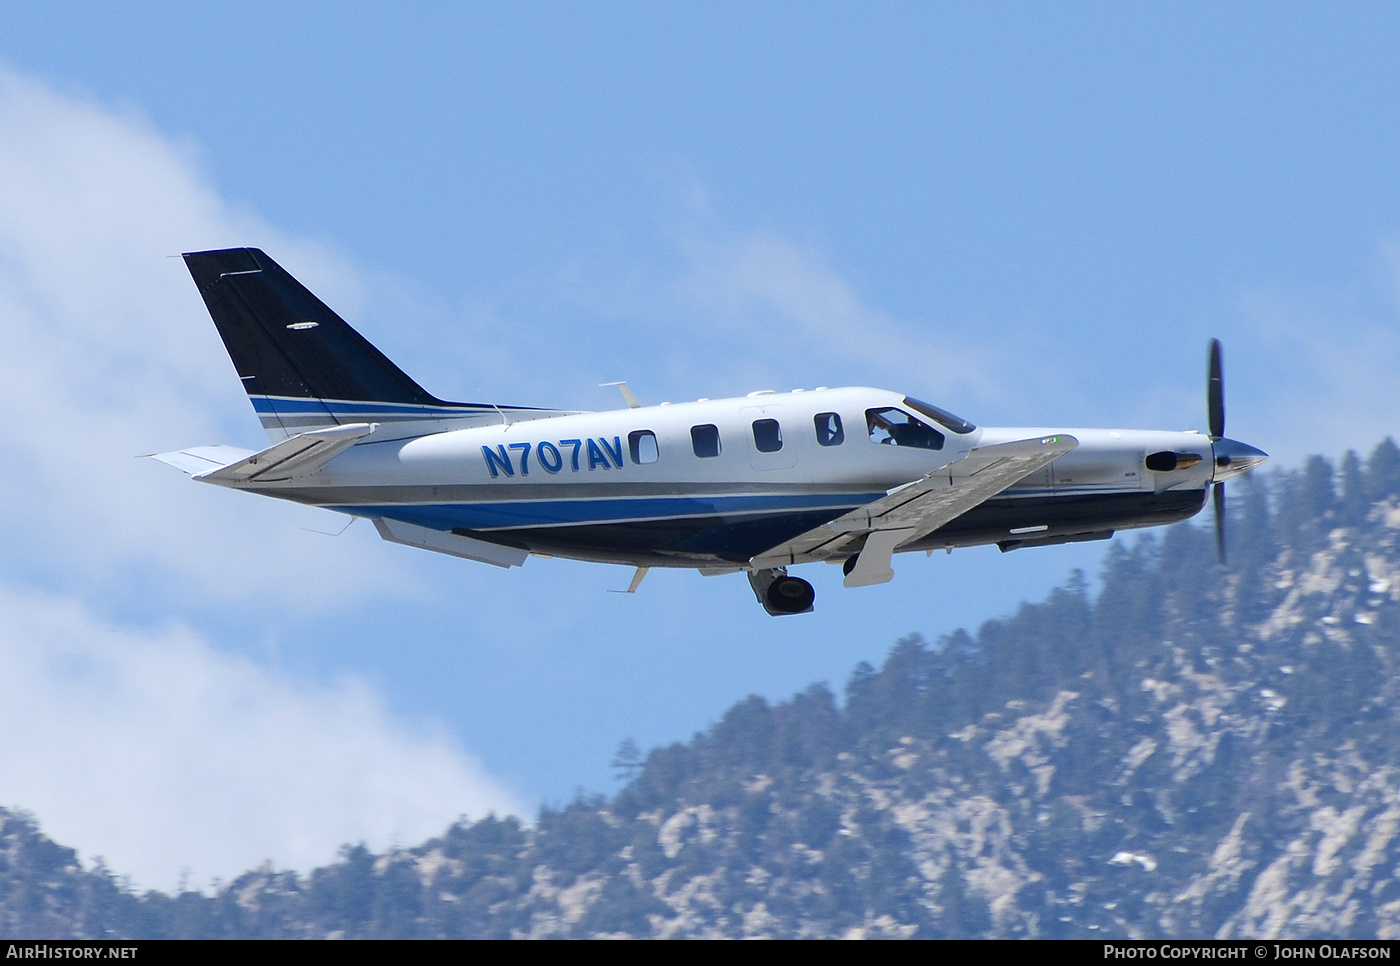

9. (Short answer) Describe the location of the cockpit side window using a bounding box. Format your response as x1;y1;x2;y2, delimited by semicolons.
814;412;844;446
903;396;976;434
866;407;945;450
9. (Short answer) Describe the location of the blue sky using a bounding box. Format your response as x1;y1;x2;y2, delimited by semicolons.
1;2;1399;888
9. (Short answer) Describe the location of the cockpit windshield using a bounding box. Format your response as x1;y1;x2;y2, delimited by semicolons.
866;407;945;450
903;396;976;434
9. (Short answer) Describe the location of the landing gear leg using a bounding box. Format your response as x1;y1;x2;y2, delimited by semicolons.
747;567;815;616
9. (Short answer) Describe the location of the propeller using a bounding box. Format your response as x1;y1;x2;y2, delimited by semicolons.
1208;338;1224;440
1185;339;1266;563
1205;340;1267;563
1208;338;1226;564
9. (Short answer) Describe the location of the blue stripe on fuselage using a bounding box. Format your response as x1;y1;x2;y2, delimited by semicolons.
330;491;883;532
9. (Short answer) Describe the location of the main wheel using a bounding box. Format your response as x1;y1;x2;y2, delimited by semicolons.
766;575;815;614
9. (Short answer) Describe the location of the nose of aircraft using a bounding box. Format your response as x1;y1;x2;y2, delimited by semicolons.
1211;438;1268;482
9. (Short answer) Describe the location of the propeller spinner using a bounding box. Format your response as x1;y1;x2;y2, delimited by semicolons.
1206;338;1268;562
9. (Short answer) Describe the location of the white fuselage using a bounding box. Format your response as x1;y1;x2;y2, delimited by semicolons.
169;247;1269;613
243;387;1215;568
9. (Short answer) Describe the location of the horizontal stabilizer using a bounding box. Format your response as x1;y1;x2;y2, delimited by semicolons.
192;423;375;485
373;518;527;568
149;444;257;476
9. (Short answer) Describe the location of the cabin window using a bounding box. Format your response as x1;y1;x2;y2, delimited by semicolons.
752;419;783;453
866;407;945;450
691;424;721;458
814;412;844;446
903;396;976;434
629;430;659;465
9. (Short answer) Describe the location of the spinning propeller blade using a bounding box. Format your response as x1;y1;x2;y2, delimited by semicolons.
1208;338;1226;563
1208;338;1225;441
1213;478;1226;564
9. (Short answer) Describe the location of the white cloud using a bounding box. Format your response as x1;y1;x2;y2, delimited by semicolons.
648;232;998;412
677;231;997;400
0;68;525;890
0;584;522;891
669;229;1400;467
509;225;1008;412
0;67;393;606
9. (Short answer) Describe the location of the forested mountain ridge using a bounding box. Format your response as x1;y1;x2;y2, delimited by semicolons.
6;442;1400;938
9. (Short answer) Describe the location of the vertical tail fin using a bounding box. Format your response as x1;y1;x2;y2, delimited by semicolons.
183;248;523;439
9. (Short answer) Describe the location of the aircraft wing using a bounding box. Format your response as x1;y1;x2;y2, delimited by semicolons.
749;434;1078;583
151;422;375;486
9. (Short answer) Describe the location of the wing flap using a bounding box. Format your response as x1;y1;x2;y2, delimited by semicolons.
750;434;1079;570
192;422;375;485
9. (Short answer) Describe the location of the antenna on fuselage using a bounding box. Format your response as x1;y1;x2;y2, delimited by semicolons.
608;566;649;594
300;515;359;536
479;389;512;429
600;381;642;409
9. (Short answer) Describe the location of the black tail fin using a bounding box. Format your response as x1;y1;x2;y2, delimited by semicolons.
181;247;538;440
183;247;444;407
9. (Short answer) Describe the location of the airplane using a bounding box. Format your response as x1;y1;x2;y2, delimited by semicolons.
153;247;1268;616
